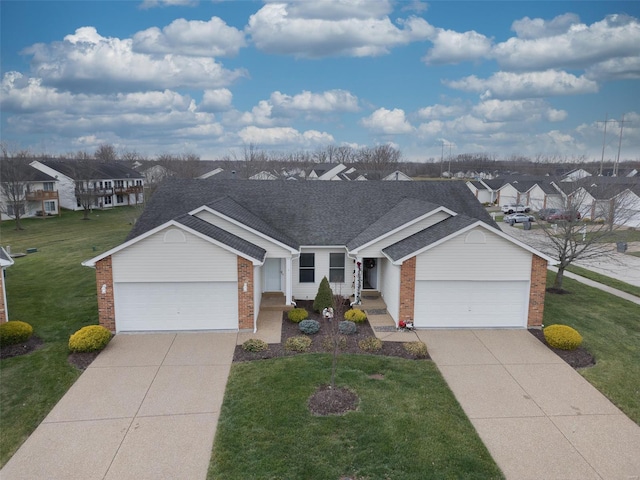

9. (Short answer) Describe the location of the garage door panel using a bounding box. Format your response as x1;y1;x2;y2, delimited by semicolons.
415;281;528;328
114;282;237;332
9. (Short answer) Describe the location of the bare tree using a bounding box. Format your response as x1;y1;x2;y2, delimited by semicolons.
95;144;118;162
72;159;102;220
356;145;401;179
0;156;30;230
329;292;348;389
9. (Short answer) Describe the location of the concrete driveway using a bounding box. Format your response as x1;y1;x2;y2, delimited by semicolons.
416;329;640;480
0;332;236;480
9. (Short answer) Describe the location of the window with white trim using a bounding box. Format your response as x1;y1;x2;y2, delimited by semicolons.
44;201;55;212
43;182;54;191
329;253;345;283
299;253;315;283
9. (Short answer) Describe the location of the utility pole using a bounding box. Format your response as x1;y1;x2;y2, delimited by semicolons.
613;114;630;177
597;114;616;176
441;140;453;177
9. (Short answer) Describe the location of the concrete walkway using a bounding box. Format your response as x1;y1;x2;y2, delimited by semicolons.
416;329;640;480
1;332;236;480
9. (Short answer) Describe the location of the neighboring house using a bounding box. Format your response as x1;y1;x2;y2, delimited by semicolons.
0;248;14;323
83;180;554;333
561;168;592;182
523;182;564;212
465;180;496;204
382;171;412;181
30;160;144;211
249;170;280;180
307;163;348;180
0;162;60;221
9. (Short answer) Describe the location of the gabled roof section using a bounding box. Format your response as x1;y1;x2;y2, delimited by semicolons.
0;161;57;183
38;159;143;180
383;215;556;265
174;214;266;262
0;248;14;267
194;196;299;250
346;198;448;251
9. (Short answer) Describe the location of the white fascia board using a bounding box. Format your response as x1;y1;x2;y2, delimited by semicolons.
349;206;457;255
391;221;557;266
81;220;265;268
189;205;298;254
299;245;347;250
319;164;347;180
0;249;14;267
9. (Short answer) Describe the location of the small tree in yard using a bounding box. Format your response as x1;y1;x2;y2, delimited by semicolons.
313;276;333;312
0;157;30;230
328;292;348;389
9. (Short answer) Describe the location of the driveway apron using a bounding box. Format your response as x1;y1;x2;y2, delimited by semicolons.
1;332;236;480
416;329;640;480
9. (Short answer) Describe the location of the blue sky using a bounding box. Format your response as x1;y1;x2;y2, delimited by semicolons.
1;1;639;162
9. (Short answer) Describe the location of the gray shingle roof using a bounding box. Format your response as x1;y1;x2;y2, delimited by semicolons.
382;215;478;261
40;159;143;180
0;161;57;182
175;214;266;262
128;179;497;248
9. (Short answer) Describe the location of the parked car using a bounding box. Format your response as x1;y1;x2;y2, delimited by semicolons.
501;203;530;214
503;213;535;224
537;208;559;220
547;210;581;222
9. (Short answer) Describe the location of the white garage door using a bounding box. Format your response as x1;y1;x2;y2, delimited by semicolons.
414;280;528;328
114;282;238;332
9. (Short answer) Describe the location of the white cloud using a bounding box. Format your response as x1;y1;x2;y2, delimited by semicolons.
237;126;334;145
132;17;246;57
270;89;359;114
493;14;640;71
139;0;198;10
423;29;492;65
23;27;246;93
361;108;414;134
284;0;394;20
586;56;640;81
445;70;599;99
511;13;581;39
199;89;233;112
247;2;433;58
416;103;465;120
472;99;567;123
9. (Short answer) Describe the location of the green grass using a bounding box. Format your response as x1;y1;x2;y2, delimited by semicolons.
543;271;640;424
628;251;640;258
210;354;503;480
565;265;640;298
0;208;136;466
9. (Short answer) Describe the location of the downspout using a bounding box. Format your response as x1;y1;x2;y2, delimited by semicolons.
289;251;300;307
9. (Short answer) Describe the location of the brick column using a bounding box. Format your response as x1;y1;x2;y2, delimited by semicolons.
0;271;7;323
528;255;547;327
237;257;254;330
95;257;116;332
399;257;416;323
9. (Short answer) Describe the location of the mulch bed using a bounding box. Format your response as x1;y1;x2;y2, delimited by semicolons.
0;335;44;359
233;300;428;363
68;351;100;370
308;385;360;416
528;328;595;369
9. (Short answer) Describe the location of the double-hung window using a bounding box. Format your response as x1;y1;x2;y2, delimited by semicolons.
329;253;345;283
299;253;315;283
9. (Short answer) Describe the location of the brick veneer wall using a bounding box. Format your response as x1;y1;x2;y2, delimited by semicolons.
0;271;7;323
399;257;416;323
95;257;116;332
528;255;548;327
237;257;254;330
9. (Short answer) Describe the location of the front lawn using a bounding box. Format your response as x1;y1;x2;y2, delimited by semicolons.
566;264;640;298
0;208;136;466
210;354;503;480
543;272;640;424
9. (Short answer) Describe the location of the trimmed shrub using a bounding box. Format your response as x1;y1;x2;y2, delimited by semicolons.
344;309;367;323
313;276;333;312
358;336;383;353
285;335;312;352
242;338;268;352
69;325;112;353
287;308;309;323
543;324;583;350
338;321;357;335
0;321;34;347
403;341;428;358
322;335;347;351
299;319;321;335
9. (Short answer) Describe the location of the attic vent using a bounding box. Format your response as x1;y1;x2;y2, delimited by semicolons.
464;230;486;244
164;229;186;244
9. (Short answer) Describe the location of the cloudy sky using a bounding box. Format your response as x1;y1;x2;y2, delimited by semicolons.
1;1;639;162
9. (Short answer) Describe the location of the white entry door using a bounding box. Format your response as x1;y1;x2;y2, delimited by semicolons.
264;258;281;291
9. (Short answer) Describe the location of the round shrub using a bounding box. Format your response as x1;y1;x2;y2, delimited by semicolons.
543;324;583;350
403;341;428;358
344;309;367;323
313;276;333;312
285;335;312;352
338;321;357;335
287;308;309;323
299;319;321;335
358;336;383;352
68;325;112;353
0;321;33;347
242;338;268;352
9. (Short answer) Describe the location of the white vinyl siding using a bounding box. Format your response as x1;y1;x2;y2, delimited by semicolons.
498;185;519;206
379;258;400;323
112;227;237;283
292;249;354;300
355;211;450;258
195;210;292;257
415;228;532;282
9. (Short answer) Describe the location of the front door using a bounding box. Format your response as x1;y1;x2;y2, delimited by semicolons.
363;258;378;289
264;258;282;291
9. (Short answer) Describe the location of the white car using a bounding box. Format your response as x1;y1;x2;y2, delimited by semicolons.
501;204;530;214
503;213;535;224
